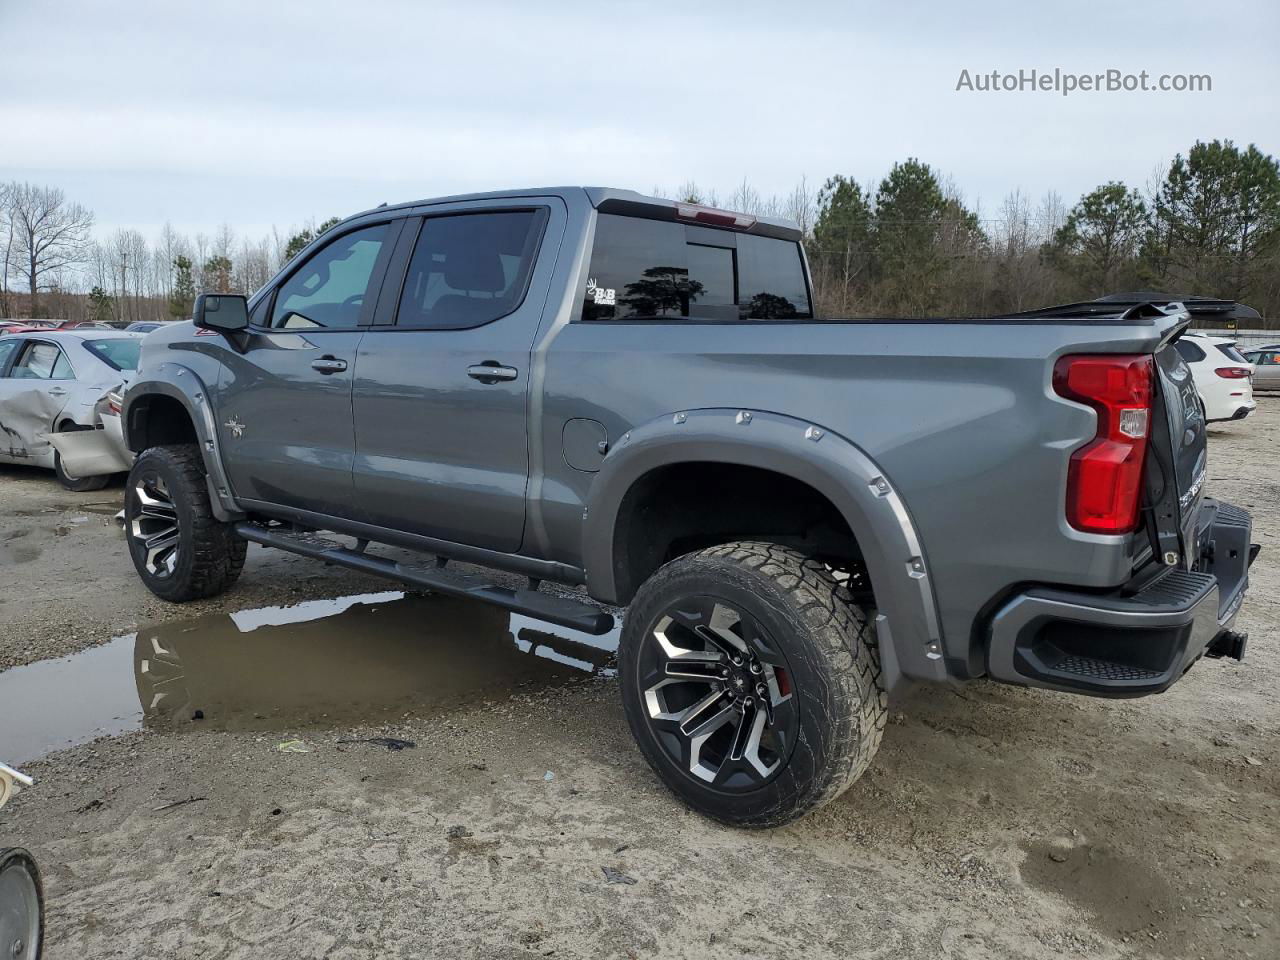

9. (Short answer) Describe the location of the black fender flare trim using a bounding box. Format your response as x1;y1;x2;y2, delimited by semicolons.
582;408;946;683
122;365;244;521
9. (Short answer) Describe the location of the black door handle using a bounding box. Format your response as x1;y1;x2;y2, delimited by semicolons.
311;356;348;374
467;363;519;384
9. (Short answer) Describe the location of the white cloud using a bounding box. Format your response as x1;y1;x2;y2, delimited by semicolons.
1;0;1276;239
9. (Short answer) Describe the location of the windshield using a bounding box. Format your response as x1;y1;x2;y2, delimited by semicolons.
84;338;142;372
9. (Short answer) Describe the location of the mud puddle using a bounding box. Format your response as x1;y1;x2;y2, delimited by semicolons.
0;590;619;764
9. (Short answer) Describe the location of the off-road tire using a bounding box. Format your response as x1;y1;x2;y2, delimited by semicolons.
52;424;110;492
619;541;887;828
124;444;246;602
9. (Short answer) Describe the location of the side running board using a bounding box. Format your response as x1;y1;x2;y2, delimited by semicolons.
234;522;616;635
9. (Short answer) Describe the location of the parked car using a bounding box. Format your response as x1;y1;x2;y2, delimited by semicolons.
1241;344;1280;391
125;322;167;333
119;187;1255;827
0;330;141;490
1174;333;1257;422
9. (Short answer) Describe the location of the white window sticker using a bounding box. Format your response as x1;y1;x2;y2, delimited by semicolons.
587;277;616;306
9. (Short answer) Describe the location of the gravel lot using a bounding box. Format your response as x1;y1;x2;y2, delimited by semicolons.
2;402;1277;959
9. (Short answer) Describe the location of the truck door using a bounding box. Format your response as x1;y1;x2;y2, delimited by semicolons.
213;220;400;520
351;199;564;553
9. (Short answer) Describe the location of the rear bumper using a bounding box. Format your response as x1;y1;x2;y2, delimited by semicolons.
40;414;133;478
1208;400;1256;424
985;499;1255;697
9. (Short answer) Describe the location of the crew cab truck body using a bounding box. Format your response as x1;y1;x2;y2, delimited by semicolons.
120;187;1256;826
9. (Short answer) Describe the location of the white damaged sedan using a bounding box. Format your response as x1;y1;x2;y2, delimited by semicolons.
0;330;141;490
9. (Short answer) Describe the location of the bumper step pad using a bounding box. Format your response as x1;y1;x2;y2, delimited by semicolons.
1055;655;1163;683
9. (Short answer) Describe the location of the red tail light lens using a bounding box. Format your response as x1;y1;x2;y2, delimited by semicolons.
1053;354;1154;534
1215;366;1252;379
674;203;757;230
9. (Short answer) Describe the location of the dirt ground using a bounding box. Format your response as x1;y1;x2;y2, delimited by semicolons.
2;403;1278;960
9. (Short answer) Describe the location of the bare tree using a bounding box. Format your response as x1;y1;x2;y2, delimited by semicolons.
7;182;94;317
991;189;1045;311
784;176;817;237
0;181;13;318
675;180;705;203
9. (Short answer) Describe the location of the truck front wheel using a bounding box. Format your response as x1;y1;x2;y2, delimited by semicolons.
124;444;246;602
619;541;886;827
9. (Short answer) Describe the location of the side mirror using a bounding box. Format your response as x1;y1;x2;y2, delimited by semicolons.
193;293;249;333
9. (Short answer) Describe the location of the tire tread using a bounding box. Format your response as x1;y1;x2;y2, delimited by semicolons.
127;444;246;602
623;540;887;827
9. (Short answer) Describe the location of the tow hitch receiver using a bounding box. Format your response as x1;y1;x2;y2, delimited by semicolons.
1206;629;1248;661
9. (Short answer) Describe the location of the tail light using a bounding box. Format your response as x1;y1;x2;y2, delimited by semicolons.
1215;367;1251;379
1053;354;1154;534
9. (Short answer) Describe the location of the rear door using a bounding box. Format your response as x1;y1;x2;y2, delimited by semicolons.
0;339;75;464
1247;349;1280;389
0;337;25;462
213;220;400;520
351;199;563;552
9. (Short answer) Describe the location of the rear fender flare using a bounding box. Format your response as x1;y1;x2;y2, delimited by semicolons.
582;408;946;684
122;364;242;520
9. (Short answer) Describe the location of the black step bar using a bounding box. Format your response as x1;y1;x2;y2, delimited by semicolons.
234;522;616;636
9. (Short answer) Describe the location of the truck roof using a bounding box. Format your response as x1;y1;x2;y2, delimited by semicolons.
344;186;804;242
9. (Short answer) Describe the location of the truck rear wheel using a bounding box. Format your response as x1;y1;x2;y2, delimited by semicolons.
619;541;886;827
124;444;246;602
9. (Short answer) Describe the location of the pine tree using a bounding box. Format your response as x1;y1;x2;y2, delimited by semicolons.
1047;182;1148;295
168;255;196;319
1146;140;1280;299
87;285;115;325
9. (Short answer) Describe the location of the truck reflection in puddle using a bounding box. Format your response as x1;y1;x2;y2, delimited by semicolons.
136;590;618;729
0;591;619;763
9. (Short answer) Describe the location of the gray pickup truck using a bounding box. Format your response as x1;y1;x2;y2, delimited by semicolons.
120;187;1256;826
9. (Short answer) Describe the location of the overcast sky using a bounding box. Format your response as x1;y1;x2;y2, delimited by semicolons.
1;0;1276;241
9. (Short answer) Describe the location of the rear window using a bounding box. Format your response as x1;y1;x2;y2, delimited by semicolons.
1174;339;1206;363
85;338;142;372
1215;342;1248;363
581;214;811;322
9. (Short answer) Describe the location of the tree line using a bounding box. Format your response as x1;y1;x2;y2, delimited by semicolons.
0;183;338;325
667;138;1279;322
2;137;1277;325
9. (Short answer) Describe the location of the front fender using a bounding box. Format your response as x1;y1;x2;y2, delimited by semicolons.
582;408;946;685
122;364;241;520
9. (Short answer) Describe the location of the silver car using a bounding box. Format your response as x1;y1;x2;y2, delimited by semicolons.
0;330;141;490
1241;344;1280;391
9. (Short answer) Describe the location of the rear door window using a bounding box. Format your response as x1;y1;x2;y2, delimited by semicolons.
1215;343;1249;363
582;214;812;322
1173;339;1206;363
12;342;72;379
395;210;547;330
